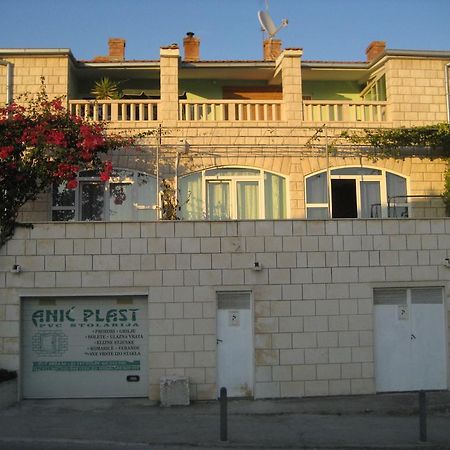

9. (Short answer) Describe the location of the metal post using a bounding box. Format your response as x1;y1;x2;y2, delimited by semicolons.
219;387;227;441
156;124;161;220
419;390;427;442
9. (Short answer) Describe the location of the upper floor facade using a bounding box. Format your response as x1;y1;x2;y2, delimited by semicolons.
1;35;450;128
1;36;450;224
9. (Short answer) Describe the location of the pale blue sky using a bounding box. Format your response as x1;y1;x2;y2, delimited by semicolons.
2;0;450;61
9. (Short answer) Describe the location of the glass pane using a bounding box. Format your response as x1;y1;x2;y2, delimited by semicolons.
81;182;104;221
331;167;381;175
307;207;329;219
52;210;75;221
136;174;157;220
207;181;230;220
377;75;387;101
237;181;259;219
205;168;259;177
52;183;75;207
109;183;133;221
179;173;203;220
387;172;407;199
265;172;286;219
78;170;100;178
306;172;328;203
360;181;381;218
387;173;408;217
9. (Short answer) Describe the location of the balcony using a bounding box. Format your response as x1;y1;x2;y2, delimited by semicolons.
68;99;388;124
68;100;159;122
179;100;283;122
303;100;387;122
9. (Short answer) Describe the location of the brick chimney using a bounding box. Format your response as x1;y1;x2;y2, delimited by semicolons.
366;41;386;62
263;39;282;61
183;32;200;62
108;38;126;61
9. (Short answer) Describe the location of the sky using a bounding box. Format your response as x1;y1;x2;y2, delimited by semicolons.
2;0;450;62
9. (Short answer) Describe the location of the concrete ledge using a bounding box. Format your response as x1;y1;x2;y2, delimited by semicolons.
0;378;17;409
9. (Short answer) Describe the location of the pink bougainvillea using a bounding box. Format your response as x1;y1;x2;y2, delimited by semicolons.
0;80;133;247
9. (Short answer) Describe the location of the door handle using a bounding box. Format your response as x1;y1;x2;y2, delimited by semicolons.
216;339;223;344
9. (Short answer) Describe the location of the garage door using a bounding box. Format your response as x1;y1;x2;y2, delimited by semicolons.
22;296;148;398
374;287;447;392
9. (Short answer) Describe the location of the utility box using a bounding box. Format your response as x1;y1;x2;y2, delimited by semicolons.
160;376;190;406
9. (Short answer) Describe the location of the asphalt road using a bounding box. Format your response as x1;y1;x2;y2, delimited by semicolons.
0;393;450;450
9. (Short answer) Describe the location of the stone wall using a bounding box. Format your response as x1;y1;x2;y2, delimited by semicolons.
1;219;449;399
0;54;69;104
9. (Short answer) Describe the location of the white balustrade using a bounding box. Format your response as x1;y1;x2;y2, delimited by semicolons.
303;100;387;122
68;100;159;122
179;100;283;122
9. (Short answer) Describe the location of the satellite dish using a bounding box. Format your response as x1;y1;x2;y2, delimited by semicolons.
258;10;288;39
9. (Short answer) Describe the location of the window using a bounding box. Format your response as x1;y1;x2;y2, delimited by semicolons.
52;169;157;221
361;73;387;101
179;167;287;220
305;167;407;219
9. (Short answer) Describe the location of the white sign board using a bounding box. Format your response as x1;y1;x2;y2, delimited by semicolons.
22;297;148;398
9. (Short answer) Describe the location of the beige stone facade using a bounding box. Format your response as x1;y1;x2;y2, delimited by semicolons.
1;40;450;400
1;219;450;399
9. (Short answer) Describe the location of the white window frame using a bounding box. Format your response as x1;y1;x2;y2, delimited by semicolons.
181;166;288;220
305;166;409;219
51;168;157;221
203;169;265;220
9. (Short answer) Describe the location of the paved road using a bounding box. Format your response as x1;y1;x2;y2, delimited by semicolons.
0;393;449;449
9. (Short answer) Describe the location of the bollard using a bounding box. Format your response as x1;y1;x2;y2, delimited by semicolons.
220;387;228;441
419;390;427;442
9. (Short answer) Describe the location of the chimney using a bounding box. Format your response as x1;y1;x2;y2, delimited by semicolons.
108;38;126;61
263;39;282;61
366;41;386;62
183;32;200;62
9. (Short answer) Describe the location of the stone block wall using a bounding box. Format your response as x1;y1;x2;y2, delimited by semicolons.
0;54;69;104
1;218;449;400
386;57;449;126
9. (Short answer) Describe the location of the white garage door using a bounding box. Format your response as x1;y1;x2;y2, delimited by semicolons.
22;296;148;398
374;287;448;392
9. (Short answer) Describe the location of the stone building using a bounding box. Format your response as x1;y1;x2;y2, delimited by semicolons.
1;34;449;400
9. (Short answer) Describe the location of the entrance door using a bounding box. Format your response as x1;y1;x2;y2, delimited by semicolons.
216;292;253;397
374;287;447;392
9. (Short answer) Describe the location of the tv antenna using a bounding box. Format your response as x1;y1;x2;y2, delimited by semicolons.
257;5;288;39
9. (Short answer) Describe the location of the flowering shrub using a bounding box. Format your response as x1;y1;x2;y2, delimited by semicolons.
0;82;132;247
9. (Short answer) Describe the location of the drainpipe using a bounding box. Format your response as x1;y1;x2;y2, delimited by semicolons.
0;60;13;104
446;63;450;123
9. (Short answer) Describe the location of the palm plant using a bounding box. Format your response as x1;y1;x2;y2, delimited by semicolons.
91;77;122;99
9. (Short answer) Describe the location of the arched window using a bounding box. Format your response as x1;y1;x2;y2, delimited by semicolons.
179;167;287;220
52;169;157;221
305;167;408;218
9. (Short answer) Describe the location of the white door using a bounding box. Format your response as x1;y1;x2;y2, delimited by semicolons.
216;291;253;397
22;296;148;398
374;287;447;392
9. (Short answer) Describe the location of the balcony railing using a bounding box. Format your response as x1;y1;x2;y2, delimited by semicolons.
69;100;159;122
68;99;387;124
303;100;387;122
179;100;283;121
